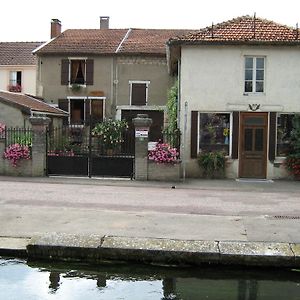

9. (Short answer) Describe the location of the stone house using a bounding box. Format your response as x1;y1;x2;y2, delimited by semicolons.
0;91;67;128
34;18;190;140
0;42;44;95
167;16;300;179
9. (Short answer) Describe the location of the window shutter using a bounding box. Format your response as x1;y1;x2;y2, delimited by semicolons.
232;111;239;159
131;83;147;105
269;112;277;161
61;59;69;85
58;99;69;125
85;99;91;125
190;111;198;158
85;59;94;85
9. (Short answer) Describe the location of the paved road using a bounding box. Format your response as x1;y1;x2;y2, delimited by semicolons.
0;176;300;243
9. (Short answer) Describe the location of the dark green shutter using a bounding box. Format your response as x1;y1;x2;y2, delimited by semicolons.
58;99;69;125
191;111;198;158
269;112;277;161
232;111;239;159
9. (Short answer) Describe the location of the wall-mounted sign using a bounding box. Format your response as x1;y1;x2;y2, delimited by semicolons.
135;129;148;138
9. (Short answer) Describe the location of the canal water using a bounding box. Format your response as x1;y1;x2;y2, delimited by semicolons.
0;257;300;299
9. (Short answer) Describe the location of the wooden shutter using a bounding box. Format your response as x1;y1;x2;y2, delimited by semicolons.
232;111;239;159
61;59;69;85
85;59;94;85
131;83;147;105
190;111;198;158
58;99;69;125
85;99;91;125
269;112;277;161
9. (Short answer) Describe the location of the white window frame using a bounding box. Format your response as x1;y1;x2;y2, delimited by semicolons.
197;112;232;157
129;80;150;105
67;96;106;125
68;57;87;87
244;56;265;95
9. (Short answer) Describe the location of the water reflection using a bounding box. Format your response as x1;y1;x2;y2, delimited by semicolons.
0;258;300;300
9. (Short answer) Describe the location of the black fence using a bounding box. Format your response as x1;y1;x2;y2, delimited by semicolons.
4;127;33;147
47;124;135;178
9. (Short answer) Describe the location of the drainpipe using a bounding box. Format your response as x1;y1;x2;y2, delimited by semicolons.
183;101;188;181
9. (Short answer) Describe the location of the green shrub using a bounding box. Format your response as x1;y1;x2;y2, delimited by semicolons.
197;150;226;178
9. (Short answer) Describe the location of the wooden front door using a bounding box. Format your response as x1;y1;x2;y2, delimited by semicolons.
239;113;268;178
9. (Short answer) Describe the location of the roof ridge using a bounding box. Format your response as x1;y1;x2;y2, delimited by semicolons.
116;28;132;53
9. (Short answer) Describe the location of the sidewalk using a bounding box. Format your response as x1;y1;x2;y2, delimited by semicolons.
0;176;299;267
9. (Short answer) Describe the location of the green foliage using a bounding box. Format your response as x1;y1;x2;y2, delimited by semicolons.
11;132;32;147
286;114;300;178
164;79;179;134
290;114;300;153
197;151;226;178
92;119;128;149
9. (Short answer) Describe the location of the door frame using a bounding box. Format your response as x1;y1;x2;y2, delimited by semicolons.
238;112;268;179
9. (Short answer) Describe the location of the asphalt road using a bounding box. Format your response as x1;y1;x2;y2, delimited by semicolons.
0;177;300;242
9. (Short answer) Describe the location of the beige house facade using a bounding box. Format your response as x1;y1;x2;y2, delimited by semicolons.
35;19;190;140
0;42;43;95
168;16;300;179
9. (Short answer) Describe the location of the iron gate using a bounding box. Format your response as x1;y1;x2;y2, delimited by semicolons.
47;124;135;178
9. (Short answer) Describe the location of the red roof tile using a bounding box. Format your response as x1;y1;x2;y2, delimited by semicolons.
36;29;194;55
0;91;68;116
169;16;300;44
0;42;44;65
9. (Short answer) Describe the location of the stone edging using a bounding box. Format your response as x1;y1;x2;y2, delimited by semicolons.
1;234;300;267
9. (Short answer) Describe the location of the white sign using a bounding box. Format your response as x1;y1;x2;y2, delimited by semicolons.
135;130;148;138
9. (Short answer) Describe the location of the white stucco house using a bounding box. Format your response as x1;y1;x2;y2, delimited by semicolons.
167;16;300;179
0;42;43;95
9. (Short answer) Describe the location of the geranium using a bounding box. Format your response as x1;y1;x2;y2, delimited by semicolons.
285;154;300;176
148;142;179;164
3;143;31;167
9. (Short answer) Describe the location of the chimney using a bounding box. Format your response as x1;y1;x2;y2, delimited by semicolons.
100;16;109;29
51;19;61;38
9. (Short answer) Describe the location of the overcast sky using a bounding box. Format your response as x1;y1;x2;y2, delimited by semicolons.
1;0;300;41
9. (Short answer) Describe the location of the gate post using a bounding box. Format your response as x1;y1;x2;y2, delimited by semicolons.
133;114;152;181
30;116;51;176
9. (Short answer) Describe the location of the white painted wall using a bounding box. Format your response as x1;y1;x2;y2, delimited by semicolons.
0;66;37;95
179;45;300;178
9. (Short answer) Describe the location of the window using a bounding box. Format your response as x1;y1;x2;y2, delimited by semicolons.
70;60;85;84
244;57;265;93
276;114;294;156
130;81;149;105
8;71;22;92
199;113;230;155
61;59;94;86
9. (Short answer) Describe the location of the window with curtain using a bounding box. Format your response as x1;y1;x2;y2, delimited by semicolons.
199;113;230;155
70;59;85;84
8;71;22;92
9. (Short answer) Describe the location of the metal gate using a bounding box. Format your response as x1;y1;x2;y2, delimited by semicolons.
47;124;135;178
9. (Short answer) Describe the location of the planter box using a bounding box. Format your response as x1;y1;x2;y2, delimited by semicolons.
148;161;180;181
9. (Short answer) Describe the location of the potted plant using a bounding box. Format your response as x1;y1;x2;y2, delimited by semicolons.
285;114;300;180
92;119;129;155
70;83;81;92
197;150;226;178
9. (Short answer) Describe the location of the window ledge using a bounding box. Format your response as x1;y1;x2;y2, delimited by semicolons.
243;92;265;96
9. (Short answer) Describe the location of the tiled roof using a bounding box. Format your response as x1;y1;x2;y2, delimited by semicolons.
36;29;193;55
0;42;44;65
168;16;300;44
117;29;193;54
0;91;68;116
